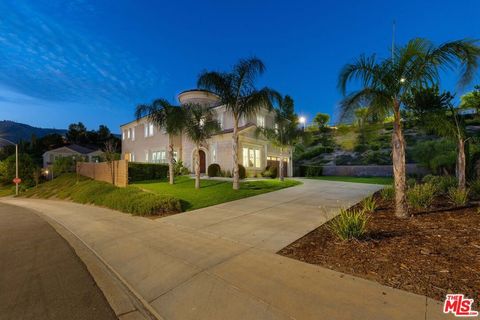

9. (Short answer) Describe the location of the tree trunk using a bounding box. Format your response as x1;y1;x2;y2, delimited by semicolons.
232;115;240;190
278;147;285;182
195;145;200;189
168;135;174;185
392;99;408;218
457;137;466;191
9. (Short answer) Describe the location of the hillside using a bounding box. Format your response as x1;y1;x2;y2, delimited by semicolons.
0;120;66;143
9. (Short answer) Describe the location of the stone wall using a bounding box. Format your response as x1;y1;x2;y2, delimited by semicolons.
321;164;428;177
76;160;128;187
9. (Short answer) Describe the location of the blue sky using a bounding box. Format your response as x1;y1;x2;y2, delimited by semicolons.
1;0;479;133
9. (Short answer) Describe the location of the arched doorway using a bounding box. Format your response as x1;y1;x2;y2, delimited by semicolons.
199;150;206;173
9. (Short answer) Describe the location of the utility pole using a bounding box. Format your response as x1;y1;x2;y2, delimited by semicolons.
15;143;18;196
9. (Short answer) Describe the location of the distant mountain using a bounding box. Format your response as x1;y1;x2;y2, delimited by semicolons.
0;120;67;143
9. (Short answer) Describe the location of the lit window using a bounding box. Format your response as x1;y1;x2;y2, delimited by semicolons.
127;128;131;139
122;130;126;140
212;147;216;162
131;127;135;141
149;123;154;136
257;115;265;127
131;152;135;162
145;151;149;162
144;123;148;137
243;147;261;168
217;114;223;129
274;123;279;133
173;151;178;161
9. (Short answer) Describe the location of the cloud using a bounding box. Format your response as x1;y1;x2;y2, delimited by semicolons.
0;0;161;111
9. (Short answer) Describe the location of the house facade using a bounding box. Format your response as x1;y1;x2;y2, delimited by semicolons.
120;89;293;177
42;144;104;168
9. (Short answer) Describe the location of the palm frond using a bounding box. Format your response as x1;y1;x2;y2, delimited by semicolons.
338;54;379;95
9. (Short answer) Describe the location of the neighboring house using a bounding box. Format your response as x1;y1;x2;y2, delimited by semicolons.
43;144;104;168
121;89;293;177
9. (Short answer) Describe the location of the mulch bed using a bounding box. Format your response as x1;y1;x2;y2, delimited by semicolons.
278;194;480;306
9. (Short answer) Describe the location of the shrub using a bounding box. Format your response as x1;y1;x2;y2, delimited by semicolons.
128;163;169;182
422;175;457;194
468;180;480;200
238;164;247;179
207;163;221;177
407;178;417;189
53;156;75;175
361;196;377;213
412;140;456;174
380;185;395;201
296;145;334;161
330;208;369;240
447;187;469;206
305;166;323;177
407;183;436;210
261;165;278;178
174;160;189;176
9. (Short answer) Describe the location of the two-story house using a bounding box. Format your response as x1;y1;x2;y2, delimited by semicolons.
120;89;293;177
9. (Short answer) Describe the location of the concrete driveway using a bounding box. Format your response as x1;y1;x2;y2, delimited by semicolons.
2;179;449;320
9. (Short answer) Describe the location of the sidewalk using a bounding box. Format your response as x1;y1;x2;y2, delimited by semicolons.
2;179;451;319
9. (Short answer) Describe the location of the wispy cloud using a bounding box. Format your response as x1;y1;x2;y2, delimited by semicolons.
0;0;161;112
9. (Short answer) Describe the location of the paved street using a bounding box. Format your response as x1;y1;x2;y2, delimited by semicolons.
2;179;451;319
0;202;116;320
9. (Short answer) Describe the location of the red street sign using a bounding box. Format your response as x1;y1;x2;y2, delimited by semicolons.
13;178;21;184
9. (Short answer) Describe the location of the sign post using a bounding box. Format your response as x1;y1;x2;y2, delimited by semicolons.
15;144;18;196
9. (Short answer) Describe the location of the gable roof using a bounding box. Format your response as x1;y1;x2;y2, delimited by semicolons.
44;144;99;155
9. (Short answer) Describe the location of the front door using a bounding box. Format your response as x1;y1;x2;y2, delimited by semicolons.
199;150;206;173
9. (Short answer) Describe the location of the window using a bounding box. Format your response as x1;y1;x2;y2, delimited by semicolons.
145;123;154;137
173;151;178;161
152;151;167;163
243;147;261;168
127;128;131;139
122;130;126;140
131;127;135;141
145;151;149;162
212;147;216;163
257;115;265;128
274;123;279;133
217;114;223;129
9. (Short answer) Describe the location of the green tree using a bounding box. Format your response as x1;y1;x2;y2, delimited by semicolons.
406;86;468;189
135;99;186;184
197;57;277;190
1;153;35;186
66;122;88;144
460;85;480;113
183;104;220;189
338;38;480;217
257;95;302;181
313;113;330;129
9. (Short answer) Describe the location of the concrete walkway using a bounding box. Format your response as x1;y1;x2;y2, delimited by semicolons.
2;180;450;319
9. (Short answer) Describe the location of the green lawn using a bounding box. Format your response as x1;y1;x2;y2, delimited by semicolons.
309;176;393;185
0;185;14;197
133;176;301;211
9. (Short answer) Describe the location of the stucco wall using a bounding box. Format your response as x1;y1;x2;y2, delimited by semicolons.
76;160;128;187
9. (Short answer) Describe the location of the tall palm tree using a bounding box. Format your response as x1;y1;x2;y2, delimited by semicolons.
197;57;276;190
256;94;301;181
183;104;220;189
135;99;186;184
406;86;468;189
338;38;480;218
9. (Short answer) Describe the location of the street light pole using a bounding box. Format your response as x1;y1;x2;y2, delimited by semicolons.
15;143;18;196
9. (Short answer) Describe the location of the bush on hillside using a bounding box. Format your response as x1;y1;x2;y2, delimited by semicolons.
412;140;456;174
238;164;246;179
128;162;169;182
305;166;323;177
296;145;334;161
207;163;221;177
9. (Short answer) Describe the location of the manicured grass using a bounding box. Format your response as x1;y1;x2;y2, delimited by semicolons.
21;174;182;216
134;176;302;211
309;176;393;185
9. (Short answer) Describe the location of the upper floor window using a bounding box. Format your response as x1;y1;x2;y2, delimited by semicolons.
144;123;154;137
257;115;265;128
217;114;224;129
127;128;131;139
122;130;126;140
274;123;279;133
131;127;135;141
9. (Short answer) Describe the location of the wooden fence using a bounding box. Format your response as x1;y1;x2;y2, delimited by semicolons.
76;160;128;187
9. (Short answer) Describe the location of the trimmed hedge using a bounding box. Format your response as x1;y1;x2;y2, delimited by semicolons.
208;163;221;177
129;162;169;182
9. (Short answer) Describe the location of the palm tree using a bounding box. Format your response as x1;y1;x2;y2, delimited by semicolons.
183;104;220;189
197;57;276;190
338;38;480;218
406;86;468;189
135;99;186;184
